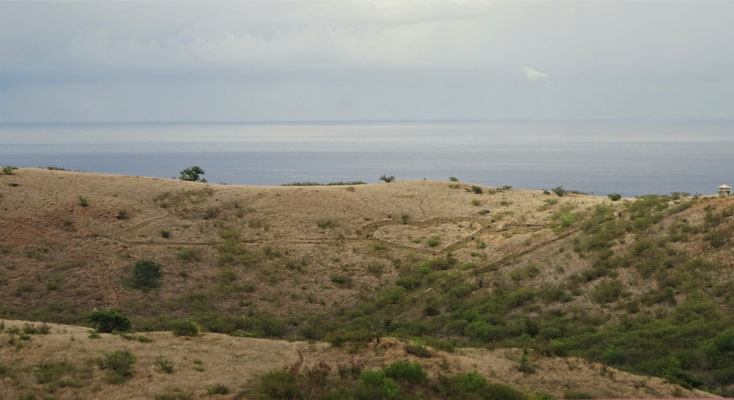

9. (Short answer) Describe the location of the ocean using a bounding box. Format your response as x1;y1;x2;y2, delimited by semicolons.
1;120;732;197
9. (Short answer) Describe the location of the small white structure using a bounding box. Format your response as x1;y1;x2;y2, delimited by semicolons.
718;184;731;196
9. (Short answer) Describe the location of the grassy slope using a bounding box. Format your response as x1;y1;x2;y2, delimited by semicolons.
0;319;713;400
0;168;732;398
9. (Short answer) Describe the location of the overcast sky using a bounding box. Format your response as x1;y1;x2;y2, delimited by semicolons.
1;1;732;122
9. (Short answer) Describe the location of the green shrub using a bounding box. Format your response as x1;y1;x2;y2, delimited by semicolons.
357;369;400;399
424;253;457;270
396;275;421;290
516;351;536;374
317;219;337;229
2;166;15;175
379;175;396;183
120;333;153;343
116;210;129;219
426;236;441;247
330;274;352;287
22;323;50;335
78;195;89;207
179;166;205;182
97;351;136;384
130;259;162;289
563;391;595;399
155;388;193;400
591;279;625;304
552;186;567;197
608;193;622;201
449;177;459;182
156;358;174;374
704;230;728;249
366;262;384;276
160;230;171;238
382;360;427;383
405;344;432;358
205;384;230;395
176;248;201;262
89;310;131;333
255;370;303;399
172;320;199;337
34;361;76;384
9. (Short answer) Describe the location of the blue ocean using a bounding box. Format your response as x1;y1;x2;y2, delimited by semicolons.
1;120;732;197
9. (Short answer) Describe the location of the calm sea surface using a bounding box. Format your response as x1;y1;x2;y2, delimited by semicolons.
1;120;732;197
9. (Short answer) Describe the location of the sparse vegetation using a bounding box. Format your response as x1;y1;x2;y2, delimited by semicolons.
425;236;441;247
405;344;432;358
156;358;174;374
78;195;89;206
116;209;129;219
2;169;734;397
317;219;337;229
330;274;352;287
172;320;199;337
379;174;396;183
205;384;230;395
176;248;202;262
283;181;366;186
2;166;16;175
155;388;193;400
249;362;527;400
96;350;136;384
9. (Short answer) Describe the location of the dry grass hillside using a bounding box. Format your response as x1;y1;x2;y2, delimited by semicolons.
1;168;733;399
0;319;715;400
0;168;605;322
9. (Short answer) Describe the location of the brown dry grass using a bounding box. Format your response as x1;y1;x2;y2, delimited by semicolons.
0;319;715;399
0;168;607;322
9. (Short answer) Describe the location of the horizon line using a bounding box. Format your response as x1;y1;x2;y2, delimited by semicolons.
1;117;733;126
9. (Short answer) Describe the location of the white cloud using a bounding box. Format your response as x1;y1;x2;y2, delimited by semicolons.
523;66;549;82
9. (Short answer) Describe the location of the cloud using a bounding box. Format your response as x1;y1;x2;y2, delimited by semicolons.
0;1;732;121
523;66;549;82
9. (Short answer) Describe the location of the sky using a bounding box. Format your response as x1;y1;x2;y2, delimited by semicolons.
0;0;733;122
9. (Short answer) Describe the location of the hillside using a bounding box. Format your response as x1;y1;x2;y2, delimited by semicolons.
1;168;733;399
0;319;715;400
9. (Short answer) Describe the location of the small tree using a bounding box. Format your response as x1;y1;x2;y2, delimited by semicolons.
379;175;395;183
552;186;567;197
179;166;205;182
130;259;162;289
608;193;622;201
